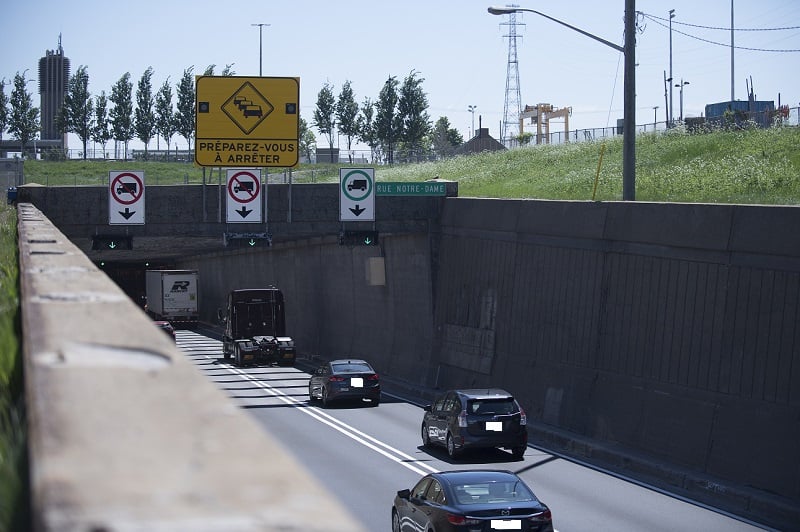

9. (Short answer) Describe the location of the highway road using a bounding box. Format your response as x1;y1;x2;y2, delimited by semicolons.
177;330;767;532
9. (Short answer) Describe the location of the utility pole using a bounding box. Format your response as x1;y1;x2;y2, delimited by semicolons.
669;9;675;126
251;23;270;76
730;0;735;101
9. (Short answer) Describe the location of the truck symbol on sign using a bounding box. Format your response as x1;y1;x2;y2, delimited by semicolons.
234;180;255;194
116;182;138;195
347;179;367;191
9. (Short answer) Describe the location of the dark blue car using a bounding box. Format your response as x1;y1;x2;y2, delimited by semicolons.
308;359;381;407
392;470;553;532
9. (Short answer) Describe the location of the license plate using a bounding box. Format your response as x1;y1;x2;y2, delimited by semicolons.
486;421;503;432
244;354;254;361
490;520;521;530
351;377;364;388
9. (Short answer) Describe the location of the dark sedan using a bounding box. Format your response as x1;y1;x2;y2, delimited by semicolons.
392;470;553;532
308;359;381;407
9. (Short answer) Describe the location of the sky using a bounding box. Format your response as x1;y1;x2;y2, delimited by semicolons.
1;0;798;153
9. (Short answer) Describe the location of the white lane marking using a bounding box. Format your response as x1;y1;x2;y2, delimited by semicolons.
177;332;438;476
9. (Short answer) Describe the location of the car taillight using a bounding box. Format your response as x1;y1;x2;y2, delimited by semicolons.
328;376;346;382
458;410;467;427
446;514;480;526
367;373;379;380
519;405;527;426
528;508;552;523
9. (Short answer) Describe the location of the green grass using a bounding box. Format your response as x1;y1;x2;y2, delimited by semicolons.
21;126;800;204
0;201;27;532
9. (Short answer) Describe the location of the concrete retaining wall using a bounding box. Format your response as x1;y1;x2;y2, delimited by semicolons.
17;203;363;532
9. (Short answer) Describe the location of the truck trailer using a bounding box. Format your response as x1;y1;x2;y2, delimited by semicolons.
145;270;200;327
218;288;296;367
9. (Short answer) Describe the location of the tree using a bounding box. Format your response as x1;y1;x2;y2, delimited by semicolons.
0;79;8;141
134;66;156;159
374;76;400;164
109;72;134;160
60;65;93;159
298;116;316;162
357;97;379;163
92;91;111;158
175;67;195;151
8;71;40;158
432;116;463;158
312;82;336;149
336;80;359;163
154;79;176;154
397;70;430;161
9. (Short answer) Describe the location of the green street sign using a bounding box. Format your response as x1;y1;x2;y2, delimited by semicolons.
376;182;446;196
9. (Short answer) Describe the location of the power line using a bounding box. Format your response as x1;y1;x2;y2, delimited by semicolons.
640;13;800;52
640;12;800;32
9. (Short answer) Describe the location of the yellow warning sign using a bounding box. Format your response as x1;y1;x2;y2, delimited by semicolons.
195;76;299;167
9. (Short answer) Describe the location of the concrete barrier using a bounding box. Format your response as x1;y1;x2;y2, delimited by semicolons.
17;203;363;531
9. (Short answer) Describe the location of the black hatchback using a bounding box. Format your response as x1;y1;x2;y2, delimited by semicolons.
422;389;527;459
392;469;554;532
308;359;381;407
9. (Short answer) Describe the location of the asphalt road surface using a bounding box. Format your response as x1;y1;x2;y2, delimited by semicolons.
177;330;767;532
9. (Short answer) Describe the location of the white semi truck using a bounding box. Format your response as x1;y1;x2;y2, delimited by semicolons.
145;269;200;327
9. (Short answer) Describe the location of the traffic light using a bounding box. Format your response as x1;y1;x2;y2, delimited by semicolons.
339;230;379;246
91;234;133;250
224;232;272;248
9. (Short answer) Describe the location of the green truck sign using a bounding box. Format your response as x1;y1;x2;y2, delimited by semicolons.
376;182;447;196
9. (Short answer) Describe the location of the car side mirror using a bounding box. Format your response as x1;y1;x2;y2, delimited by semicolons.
216;308;226;323
424;404;432;412
397;489;410;500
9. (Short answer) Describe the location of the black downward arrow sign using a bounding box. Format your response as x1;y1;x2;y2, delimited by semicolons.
119;208;136;220
349;205;366;216
237;206;252;218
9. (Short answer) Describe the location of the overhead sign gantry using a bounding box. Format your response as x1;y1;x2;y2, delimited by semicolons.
195;76;300;167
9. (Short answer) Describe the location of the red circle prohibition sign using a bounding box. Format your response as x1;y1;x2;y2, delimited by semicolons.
110;172;144;205
228;171;261;204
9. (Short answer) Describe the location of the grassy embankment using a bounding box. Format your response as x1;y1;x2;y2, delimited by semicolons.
23;126;800;204
0;201;27;532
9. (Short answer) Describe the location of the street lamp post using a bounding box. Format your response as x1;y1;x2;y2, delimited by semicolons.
669;9;675;127
468;105;477;137
675;79;689;122
653;106;659;129
488;2;636;200
251;23;270;76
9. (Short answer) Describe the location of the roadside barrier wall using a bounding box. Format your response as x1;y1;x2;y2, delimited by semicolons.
17;202;363;532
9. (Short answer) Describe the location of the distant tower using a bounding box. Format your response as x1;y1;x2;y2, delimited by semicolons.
38;34;70;143
499;7;524;147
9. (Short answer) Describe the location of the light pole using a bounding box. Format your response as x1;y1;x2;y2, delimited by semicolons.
653;106;659;129
675;79;689;122
669;9;675;126
251;23;270;76
488;2;636;200
468;105;477;137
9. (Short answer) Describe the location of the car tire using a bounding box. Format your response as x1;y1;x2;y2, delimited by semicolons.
421;423;431;447
234;344;242;367
512;446;526;460
447;433;460;459
391;509;400;532
322;387;330;407
370;396;380;407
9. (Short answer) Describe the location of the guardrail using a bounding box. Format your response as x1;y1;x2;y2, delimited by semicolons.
17;202;363;531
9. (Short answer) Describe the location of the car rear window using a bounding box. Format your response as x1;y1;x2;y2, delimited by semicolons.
467;398;517;415
332;362;373;373
453;481;536;505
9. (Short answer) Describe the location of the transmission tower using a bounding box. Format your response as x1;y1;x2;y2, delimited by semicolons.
499;7;524;146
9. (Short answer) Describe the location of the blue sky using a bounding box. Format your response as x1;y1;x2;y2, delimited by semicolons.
2;0;798;151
